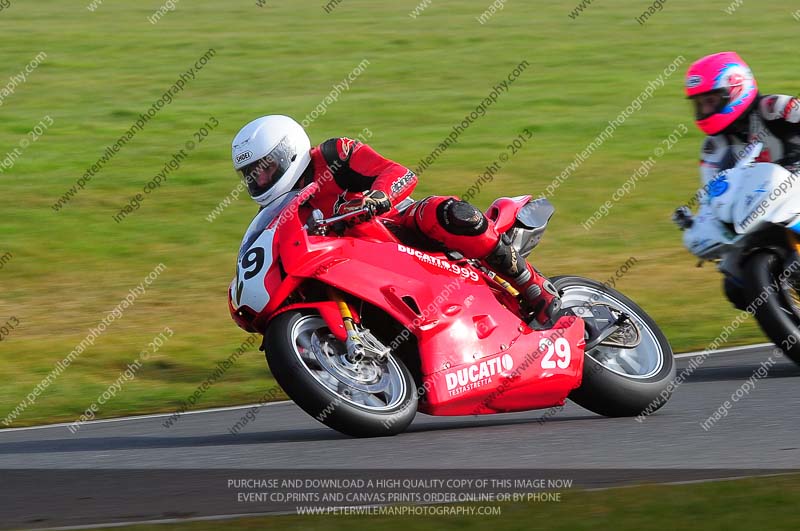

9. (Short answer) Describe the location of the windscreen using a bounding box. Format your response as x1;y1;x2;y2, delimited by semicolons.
237;191;299;260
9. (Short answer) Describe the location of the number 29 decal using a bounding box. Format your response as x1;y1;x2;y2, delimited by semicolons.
233;229;276;312
241;247;265;280
539;337;572;369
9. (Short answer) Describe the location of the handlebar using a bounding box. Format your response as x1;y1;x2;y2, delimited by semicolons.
304;207;373;235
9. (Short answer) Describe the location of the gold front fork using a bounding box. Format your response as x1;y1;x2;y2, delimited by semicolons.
784;230;800;309
328;287;356;329
787;230;800;256
328;287;364;360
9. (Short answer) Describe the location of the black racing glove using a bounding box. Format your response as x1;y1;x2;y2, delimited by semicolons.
672;206;694;230
337;190;392;217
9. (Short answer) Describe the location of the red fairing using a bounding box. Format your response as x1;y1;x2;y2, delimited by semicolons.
272;301;360;342
423;316;585;415
228;288;255;332
230;183;587;416
486;195;532;233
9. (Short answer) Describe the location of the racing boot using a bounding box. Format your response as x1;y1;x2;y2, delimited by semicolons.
484;235;562;326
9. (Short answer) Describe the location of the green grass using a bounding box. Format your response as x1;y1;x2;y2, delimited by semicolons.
83;474;800;531
2;0;798;425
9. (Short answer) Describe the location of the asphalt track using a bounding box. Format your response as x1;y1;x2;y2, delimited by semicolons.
1;343;798;529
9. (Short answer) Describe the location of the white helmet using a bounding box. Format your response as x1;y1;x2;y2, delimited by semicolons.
231;115;312;206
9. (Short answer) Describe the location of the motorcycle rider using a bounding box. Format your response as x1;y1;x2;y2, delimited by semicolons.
676;51;800;308
231;115;562;325
684;51;800;190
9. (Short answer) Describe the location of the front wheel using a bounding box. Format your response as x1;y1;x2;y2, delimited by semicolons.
743;252;800;366
552;276;675;417
264;311;418;437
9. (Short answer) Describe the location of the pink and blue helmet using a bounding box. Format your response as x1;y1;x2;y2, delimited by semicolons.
685;52;758;135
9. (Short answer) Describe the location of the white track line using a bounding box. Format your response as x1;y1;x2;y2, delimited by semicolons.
0;342;776;434
0;400;292;433
673;342;774;359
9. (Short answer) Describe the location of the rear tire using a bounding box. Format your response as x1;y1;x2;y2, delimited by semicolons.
552;276;675;417
743;252;800;366
265;311;418;437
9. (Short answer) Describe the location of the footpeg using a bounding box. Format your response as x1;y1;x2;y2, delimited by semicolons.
573;304;641;350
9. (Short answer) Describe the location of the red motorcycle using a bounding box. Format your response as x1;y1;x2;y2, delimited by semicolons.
228;182;675;437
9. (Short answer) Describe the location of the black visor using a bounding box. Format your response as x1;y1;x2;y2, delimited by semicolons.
239;136;296;198
690;89;729;121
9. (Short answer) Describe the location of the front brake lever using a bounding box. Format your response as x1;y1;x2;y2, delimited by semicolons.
306;207;373;235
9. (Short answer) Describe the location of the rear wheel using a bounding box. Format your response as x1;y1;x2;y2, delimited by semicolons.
264;311;418;437
743;252;800;366
552;276;675;417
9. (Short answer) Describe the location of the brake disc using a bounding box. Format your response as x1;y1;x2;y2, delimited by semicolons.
310;332;392;394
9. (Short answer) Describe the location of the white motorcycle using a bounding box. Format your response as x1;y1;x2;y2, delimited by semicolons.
674;142;800;365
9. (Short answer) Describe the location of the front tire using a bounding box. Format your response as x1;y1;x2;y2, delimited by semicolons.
552;276;675;417
743;252;800;366
264;311;418;437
